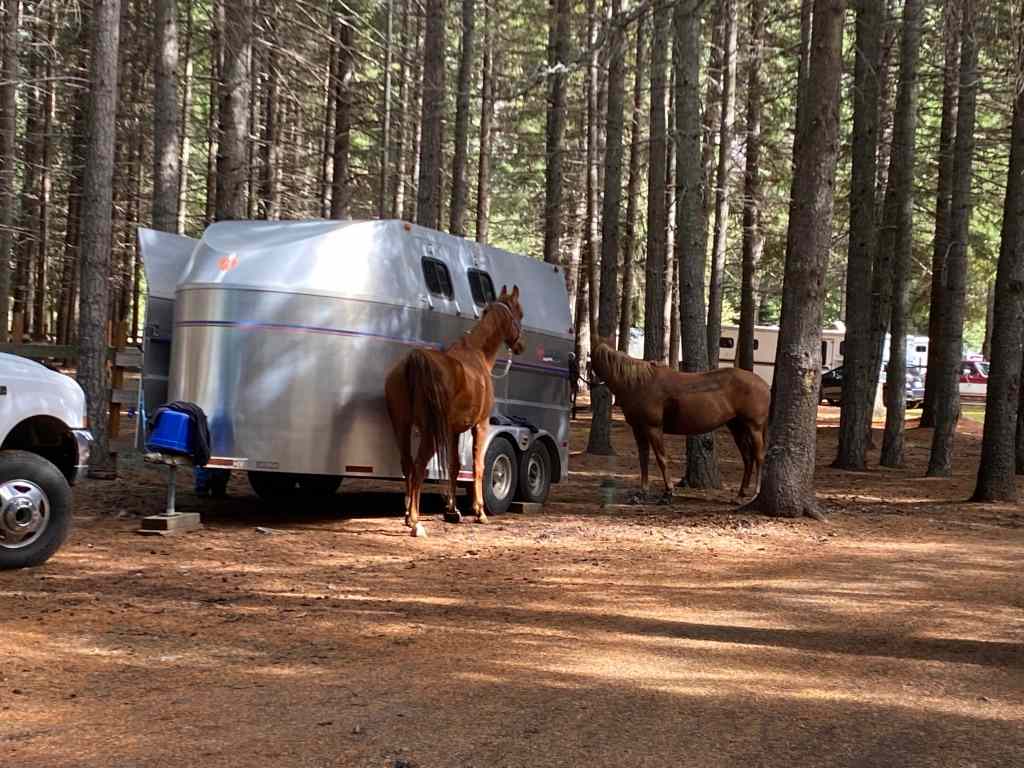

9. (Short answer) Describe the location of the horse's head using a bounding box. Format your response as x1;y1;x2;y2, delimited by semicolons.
487;285;525;356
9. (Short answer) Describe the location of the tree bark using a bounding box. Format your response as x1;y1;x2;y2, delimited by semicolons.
391;0;409;217
0;0;17;337
880;0;923;469
259;11;280;219
737;0;766;372
586;0;626;455
177;0;194;234
749;0;845;519
448;0;474;235
928;0;977;477
331;9;354;219
543;0;571;263
15;32;41;337
404;8;424;222
584;0;600;348
78;0;121;474
972;31;1024;501
834;0;883;471
153;0;180;232
618;11;647;353
416;0;446;229
380;0;393;218
981;282;995;360
33;10;55;340
706;0;738;369
643;0;670;362
476;4;494;243
215;0;251;221
674;0;720;488
921;0;962;427
205;0;220;225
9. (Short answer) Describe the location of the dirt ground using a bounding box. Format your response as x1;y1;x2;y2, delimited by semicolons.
2;405;1022;768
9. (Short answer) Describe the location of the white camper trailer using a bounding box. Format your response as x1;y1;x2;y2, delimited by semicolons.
137;220;574;514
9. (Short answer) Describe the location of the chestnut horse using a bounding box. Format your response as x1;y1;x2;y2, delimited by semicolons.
385;286;525;529
590;338;770;501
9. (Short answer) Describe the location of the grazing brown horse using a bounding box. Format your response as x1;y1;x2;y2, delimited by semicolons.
589;338;770;501
385;286;525;529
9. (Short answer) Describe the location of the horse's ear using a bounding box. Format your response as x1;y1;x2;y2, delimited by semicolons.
511;285;519;300
498;285;508;298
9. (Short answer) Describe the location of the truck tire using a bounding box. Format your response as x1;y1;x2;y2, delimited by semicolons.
0;451;73;570
483;436;518;516
516;441;552;505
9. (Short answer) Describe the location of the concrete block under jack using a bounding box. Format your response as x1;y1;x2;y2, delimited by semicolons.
138;512;203;535
508;502;542;515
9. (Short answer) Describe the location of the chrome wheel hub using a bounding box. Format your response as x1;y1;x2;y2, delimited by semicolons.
527;455;544;496
491;454;513;500
0;479;50;549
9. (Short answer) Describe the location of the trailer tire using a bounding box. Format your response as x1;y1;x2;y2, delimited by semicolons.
295;474;342;497
516;441;551;505
0;451;72;570
247;471;298;500
483;436;518;516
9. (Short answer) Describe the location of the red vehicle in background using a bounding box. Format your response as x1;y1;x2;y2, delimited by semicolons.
959;358;989;403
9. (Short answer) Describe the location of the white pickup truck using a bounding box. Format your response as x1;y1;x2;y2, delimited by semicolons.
0;353;93;569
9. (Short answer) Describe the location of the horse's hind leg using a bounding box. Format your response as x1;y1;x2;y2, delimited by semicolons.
408;432;435;527
727;419;753;498
444;431;463;524
629;423;651;504
648;428;673;503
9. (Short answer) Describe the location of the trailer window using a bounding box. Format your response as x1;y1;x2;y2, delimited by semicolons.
719;337;735;349
422;258;454;299
753;339;759;350
916;345;927;353
467;269;496;307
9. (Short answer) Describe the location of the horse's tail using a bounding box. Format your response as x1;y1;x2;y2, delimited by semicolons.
405;349;451;477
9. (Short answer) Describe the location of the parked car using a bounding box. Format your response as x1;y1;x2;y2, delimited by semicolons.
0;353;93;569
819;364;925;410
959;359;989;402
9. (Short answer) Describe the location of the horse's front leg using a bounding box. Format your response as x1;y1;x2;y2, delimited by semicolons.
629;423;650;505
471;422;488;523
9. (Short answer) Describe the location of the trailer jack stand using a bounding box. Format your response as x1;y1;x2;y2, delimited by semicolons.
139;454;203;535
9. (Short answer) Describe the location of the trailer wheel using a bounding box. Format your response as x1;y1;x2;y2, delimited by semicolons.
516;441;551;505
247;471;299;500
295;474;342;497
0;451;72;570
483;436;518;516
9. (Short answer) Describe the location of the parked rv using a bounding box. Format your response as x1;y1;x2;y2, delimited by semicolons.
137;220;573;515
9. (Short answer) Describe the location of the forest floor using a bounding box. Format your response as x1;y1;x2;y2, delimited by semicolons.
2;404;1022;768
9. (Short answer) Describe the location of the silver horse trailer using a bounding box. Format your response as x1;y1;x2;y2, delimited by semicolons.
137;219;573;513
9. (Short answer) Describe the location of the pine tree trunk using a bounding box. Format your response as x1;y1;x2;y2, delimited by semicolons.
873;0;898;217
320;18;337;218
835;0;883;470
586;0;626;455
177;0;194;234
584;0;600;348
416;0;446;229
260;13;280;219
618;12;647;353
153;0;180;232
643;0;670;362
78;0;121;475
0;0;18;337
921;0;962;427
379;0;393;218
448;0;473;235
971;31;1024;501
981;282;995;360
392;0;410;218
664;70;675;364
737;0;765;372
476;5;494;243
16;34;41;337
880;0;923;469
33;10;55;341
331;10;354;219
215;0;251;221
403;8;424;222
543;0;571;263
675;0;720;489
706;0;738;369
750;0;845;519
205;0;220;225
701;0;723;240
928;0;977;477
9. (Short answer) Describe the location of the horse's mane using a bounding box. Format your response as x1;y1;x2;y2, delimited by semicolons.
592;343;657;392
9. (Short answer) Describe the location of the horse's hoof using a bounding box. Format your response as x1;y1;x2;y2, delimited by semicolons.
475;513;489;524
404;516;416;528
411;523;427;538
628;492;646;505
443;510;463;524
